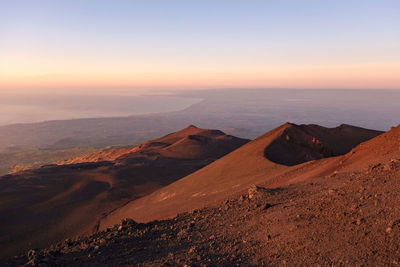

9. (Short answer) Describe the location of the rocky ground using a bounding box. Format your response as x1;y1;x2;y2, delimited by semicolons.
3;158;400;266
0;126;248;258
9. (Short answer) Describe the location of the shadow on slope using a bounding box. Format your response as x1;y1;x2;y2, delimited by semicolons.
264;123;383;166
0;125;248;259
98;123;383;226
5;157;400;266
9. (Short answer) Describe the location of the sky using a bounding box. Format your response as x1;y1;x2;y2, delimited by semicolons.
1;0;399;94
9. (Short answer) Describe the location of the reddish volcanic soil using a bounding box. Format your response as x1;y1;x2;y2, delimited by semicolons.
2;122;399;266
3;157;400;266
99;123;383;226
264;123;382;166
0;126;248;258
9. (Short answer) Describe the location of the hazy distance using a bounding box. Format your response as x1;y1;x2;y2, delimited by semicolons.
1;89;399;131
0;93;201;126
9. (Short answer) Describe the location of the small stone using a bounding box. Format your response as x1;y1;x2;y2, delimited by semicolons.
188;221;195;228
177;229;188;240
262;203;273;210
27;249;37;261
384;164;392;171
118;225;123;231
121;218;137;226
386;227;392;233
248;184;267;199
355;218;366;225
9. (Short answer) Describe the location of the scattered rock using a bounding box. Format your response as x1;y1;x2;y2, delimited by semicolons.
121;218;137;226
369;163;382;172
177;229;188;240
262;203;273;210
355;218;366;225
27;250;37;261
3;157;400;266
248;185;269;199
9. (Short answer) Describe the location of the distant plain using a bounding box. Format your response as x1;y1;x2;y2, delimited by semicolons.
0;93;201;126
1;89;399;175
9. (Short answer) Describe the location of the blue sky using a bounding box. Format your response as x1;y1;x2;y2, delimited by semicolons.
1;0;399;93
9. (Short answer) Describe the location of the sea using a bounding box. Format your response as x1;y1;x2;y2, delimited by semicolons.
0;93;202;126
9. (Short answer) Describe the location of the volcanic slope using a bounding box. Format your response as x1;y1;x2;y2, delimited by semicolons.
0;125;248;258
57;125;242;164
5;126;400;266
99;123;383;226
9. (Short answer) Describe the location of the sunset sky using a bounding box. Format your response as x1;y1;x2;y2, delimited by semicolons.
1;0;399;94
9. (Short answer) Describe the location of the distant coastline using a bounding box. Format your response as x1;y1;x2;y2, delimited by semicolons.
0;94;202;126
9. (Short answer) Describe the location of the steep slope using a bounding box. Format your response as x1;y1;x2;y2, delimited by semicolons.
338;124;400;171
264;123;381;166
99;123;383;226
57;125;239;164
5;155;400;266
0;126;248;258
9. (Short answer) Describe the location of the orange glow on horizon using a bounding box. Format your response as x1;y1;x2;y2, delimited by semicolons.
1;62;399;92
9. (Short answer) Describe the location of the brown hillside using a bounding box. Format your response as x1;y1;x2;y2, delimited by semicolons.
99;123;383;227
264;123;382;166
5;144;400;266
332;124;400;172
0;126;248;258
57;125;238;164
